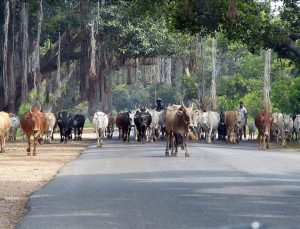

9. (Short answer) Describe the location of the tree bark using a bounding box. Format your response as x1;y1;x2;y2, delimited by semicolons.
264;49;272;112
21;2;29;103
211;37;217;111
2;0;10;109
32;0;43;99
127;66;136;85
199;37;206;111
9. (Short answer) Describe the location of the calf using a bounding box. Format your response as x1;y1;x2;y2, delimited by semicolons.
248;121;255;141
93;111;108;147
164;104;194;157
134;108;152;143
20;107;47;156
255;111;273;150
0;112;11;153
8;113;20;141
225;111;241;144
73;114;85;140
57;111;73;143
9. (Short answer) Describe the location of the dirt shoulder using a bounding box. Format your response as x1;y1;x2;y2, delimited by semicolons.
0;131;94;229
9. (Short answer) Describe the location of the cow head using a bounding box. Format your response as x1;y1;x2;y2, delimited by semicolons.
235;111;241;128
177;105;194;130
30;111;41;137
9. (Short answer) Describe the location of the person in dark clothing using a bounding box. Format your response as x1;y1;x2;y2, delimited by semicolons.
155;98;165;111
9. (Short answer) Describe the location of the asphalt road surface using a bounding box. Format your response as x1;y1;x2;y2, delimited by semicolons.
17;138;300;229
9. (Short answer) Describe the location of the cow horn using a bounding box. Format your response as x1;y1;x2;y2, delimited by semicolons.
30;108;32;113
181;100;185;107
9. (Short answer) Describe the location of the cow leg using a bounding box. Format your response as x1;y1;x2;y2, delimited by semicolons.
225;128;230;144
26;134;31;155
0;137;3;153
99;130;104;148
165;133;170;156
171;134;176;157
184;135;189;157
266;135;270;149
96;129;100;147
33;137;38;156
208;128;212;144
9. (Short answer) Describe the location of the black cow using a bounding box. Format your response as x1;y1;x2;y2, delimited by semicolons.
57;111;73;143
218;112;226;141
119;111;131;143
134;108;152;143
73;114;85;140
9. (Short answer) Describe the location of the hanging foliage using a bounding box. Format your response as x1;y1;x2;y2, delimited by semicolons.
2;0;10;107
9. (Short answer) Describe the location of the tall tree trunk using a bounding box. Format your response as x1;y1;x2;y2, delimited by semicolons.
21;2;29;103
211;38;217;111
127;66;136;85
164;58;172;86
46;63;76;112
8;0;16;112
55;31;61;97
32;0;43;99
264;49;272;112
199;37;206;110
88;21;97;100
116;70;122;85
2;0;10;109
106;69;112;113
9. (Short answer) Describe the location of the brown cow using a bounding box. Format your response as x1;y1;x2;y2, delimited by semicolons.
164;104;194;157
20;106;47;156
225;111;241;144
0;112;11;153
255;111;273;150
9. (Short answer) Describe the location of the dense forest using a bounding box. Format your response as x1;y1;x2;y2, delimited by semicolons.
0;0;299;120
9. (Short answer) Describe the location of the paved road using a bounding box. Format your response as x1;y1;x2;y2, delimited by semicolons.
17;138;300;229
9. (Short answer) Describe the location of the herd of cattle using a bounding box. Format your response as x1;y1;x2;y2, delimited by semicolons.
0;104;299;157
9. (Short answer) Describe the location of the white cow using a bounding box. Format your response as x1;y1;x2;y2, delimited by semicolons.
8;114;20;141
192;109;204;140
294;114;300;143
271;112;283;142
279;114;293;147
202;111;220;144
93;111;108;148
44;112;56;143
129;109;138;141
148;108;160;142
158;110;166;140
